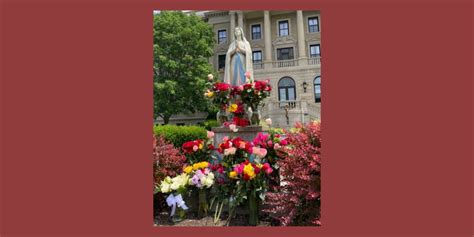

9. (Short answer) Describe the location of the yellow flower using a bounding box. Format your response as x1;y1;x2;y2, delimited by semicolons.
228;103;238;113
206;91;214;98
192;163;200;170
256;163;263;169
200;161;209;169
199;143;203;150
228;171;238;179
183;166;193;174
243;164;256;179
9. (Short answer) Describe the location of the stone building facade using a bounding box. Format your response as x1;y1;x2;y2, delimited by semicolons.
204;10;321;128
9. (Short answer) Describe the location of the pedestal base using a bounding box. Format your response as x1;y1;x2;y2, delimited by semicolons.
211;126;263;146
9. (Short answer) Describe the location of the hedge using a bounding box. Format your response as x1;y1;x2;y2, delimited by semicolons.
153;125;207;148
202;119;220;130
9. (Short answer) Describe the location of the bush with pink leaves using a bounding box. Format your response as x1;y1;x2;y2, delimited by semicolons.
263;121;321;226
153;135;187;191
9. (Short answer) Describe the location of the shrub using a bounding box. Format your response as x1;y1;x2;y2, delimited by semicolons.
202;119;219;130
153;135;187;215
153;125;207;148
153;135;187;187
263;121;321;226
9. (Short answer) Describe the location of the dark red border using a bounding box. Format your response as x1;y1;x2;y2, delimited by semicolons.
1;0;472;236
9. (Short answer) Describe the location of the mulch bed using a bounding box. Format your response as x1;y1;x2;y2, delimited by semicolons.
154;211;276;226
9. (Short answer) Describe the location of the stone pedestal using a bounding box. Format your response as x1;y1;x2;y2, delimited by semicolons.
211;126;263;146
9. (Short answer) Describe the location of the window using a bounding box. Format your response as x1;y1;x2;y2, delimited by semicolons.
278;77;296;101
314;76;321;102
278;20;289;36
251;24;261;40
252;50;262;63
308;17;319;32
310;44;321;57
218;55;226;70
218;30;227;44
277;47;294;60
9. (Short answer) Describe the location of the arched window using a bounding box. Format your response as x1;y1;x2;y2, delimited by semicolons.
314;76;321;102
278;77;296;101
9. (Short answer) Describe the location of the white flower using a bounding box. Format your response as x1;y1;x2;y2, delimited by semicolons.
229;124;238;132
207;74;214;80
265;118;272;126
160;182;171;193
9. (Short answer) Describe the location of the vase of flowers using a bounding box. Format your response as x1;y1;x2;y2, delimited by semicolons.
248;106;261;126
216;108;230;126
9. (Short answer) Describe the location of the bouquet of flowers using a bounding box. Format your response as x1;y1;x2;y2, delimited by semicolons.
239;79;272;125
252;130;289;190
158;173;190;222
211;136;274;226
182;161;215;218
181;131;215;164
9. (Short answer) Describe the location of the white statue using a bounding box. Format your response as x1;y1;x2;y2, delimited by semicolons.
224;27;253;86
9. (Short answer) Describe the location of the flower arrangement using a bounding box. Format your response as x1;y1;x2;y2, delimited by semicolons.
204;73;271;127
205;82;232;110
181;131;215;164
157;173;191;222
183;161;215;218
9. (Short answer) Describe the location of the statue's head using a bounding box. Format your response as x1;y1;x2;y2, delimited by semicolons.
234;27;244;40
235;27;242;37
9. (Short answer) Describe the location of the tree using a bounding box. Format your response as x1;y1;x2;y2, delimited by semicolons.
153;11;216;124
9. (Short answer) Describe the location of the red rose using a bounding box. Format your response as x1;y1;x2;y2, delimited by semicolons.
243;83;252;90
182;140;198;153
255;80;267;91
243;173;250;181
215;82;231;91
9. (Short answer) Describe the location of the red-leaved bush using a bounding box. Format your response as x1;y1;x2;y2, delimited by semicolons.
263;121;321;226
153;135;186;188
153;135;187;215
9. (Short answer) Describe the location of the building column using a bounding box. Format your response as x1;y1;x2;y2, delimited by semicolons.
237;11;244;28
229;11;236;41
296;10;307;65
264;11;273;69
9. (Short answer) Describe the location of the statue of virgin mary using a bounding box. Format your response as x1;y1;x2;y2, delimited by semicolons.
224;27;253;86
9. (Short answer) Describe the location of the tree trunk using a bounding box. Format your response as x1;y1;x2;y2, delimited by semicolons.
163;115;171;124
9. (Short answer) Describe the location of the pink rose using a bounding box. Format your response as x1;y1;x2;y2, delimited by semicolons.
274;143;281;149
267;140;273;147
193;145;198;152
245;71;251;78
207;131;215;139
280;139;288;145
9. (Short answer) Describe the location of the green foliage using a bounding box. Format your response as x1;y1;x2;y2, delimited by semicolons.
153;125;207;148
154;11;217;123
202;119;219;130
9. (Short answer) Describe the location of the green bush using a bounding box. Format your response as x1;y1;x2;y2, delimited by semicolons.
153;125;207;148
202;119;220;130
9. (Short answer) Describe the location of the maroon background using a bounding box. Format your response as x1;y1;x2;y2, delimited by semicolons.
1;0;472;236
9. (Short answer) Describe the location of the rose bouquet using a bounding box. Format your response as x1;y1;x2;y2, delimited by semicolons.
158;173;190;222
252;130;289;190
205;81;232;125
211;136;274;226
239;79;272;125
181;131;215;164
